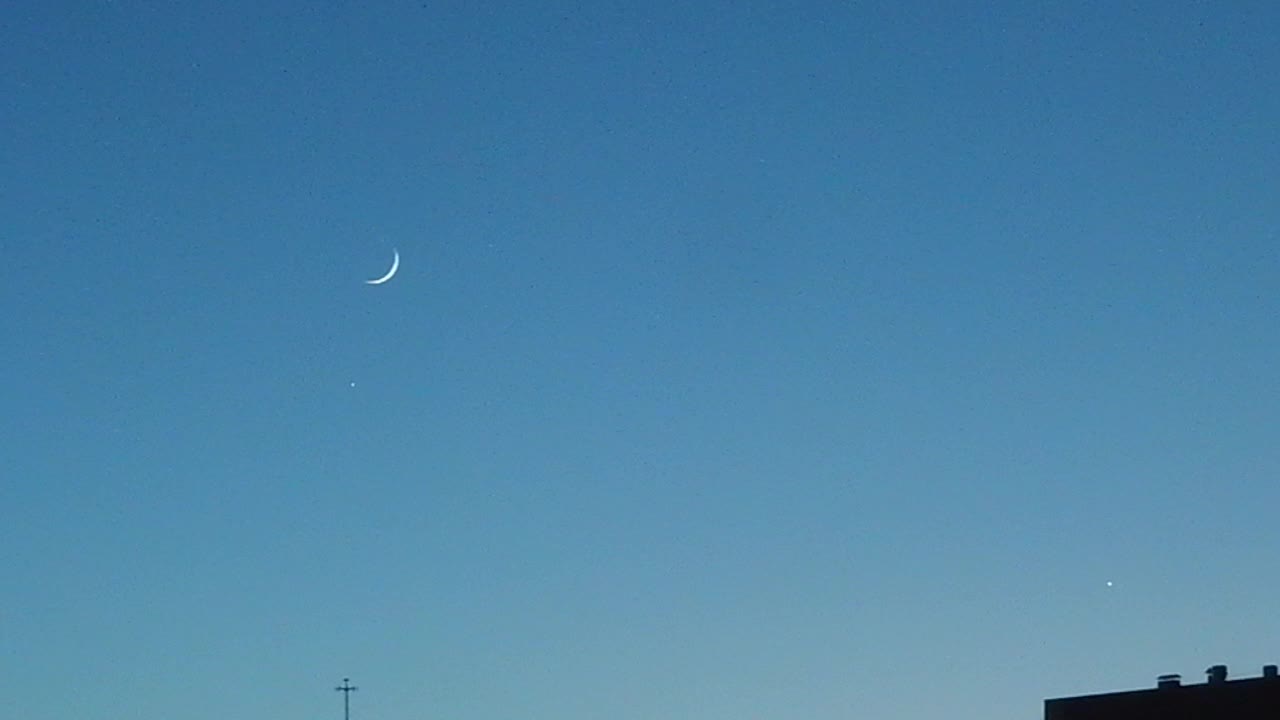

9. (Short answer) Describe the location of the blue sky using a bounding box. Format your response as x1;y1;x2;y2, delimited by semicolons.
3;2;1278;718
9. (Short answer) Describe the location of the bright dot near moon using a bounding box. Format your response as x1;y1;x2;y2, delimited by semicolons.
1106;581;1114;587
350;382;356;388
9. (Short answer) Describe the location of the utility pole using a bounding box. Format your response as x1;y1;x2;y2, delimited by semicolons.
335;678;358;720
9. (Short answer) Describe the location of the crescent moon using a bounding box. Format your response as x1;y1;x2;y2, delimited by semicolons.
365;250;400;285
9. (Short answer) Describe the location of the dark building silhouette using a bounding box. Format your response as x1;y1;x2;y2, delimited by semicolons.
1045;664;1280;720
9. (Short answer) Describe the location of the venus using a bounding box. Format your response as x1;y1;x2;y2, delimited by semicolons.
365;249;400;285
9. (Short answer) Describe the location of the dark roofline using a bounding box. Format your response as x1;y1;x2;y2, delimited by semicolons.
1047;674;1279;705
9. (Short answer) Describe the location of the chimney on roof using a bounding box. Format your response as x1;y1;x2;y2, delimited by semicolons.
1157;674;1182;689
1263;665;1278;679
1206;665;1228;684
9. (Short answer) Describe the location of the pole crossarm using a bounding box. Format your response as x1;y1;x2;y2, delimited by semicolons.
335;678;358;720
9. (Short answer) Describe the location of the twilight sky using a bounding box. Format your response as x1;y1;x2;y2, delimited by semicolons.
3;2;1278;719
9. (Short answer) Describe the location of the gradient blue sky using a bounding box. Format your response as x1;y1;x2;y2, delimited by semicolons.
3;2;1278;719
